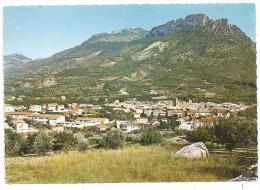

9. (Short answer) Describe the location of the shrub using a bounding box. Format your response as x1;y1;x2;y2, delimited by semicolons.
52;132;78;151
5;129;26;157
140;127;162;145
32;131;54;156
214;117;257;154
186;126;213;143
126;134;142;143
99;129;126;149
77;141;90;152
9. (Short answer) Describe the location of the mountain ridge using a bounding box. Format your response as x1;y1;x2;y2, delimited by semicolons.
4;14;256;103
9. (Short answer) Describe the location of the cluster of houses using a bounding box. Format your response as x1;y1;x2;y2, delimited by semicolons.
4;103;110;134
4;98;249;135
106;98;249;131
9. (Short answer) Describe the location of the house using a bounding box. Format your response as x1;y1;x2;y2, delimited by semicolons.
134;109;143;114
178;121;193;130
47;103;58;112
29;105;42;112
136;117;149;124
29;114;65;126
56;105;66;112
68;108;83;116
216;109;231;118
95;124;109;132
192;117;216;128
48;115;66;126
144;109;153;117
117;122;140;132
64;121;85;128
76;117;109;125
153;110;166;117
61;96;66;100
133;113;141;119
187;109;212;117
13;119;29;133
5;104;15;112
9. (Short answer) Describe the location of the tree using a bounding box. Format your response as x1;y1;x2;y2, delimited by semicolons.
74;133;90;152
186;126;213;143
99;129;126;149
214;117;256;154
32;131;54;156
5;129;25;156
52;132;78;151
6;116;13;126
158;115;180;131
140;127;162;145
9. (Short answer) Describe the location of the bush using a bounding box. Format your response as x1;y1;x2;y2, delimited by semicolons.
77;141;90;152
87;136;103;145
214;117;257;154
186;126;213;143
140;127;162;145
32;131;54;156
5;129;26;157
126;134;142;143
99;129;126;149
52;132;78;151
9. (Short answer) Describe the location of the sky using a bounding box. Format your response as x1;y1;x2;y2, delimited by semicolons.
4;4;256;59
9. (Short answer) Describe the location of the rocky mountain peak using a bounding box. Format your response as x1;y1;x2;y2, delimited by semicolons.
150;13;254;46
184;13;210;26
85;28;149;44
4;53;32;65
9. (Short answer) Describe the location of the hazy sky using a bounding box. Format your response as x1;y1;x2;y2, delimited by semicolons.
4;4;256;59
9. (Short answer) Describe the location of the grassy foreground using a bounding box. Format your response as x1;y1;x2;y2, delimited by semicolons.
5;145;257;183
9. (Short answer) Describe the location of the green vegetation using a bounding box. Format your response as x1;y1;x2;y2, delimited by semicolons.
5;144;257;183
214;117;257;154
5;130;26;157
4;30;256;104
99;129;126;149
140;127;163;145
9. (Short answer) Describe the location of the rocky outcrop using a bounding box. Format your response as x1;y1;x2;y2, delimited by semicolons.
174;142;209;159
229;164;258;181
150;14;254;46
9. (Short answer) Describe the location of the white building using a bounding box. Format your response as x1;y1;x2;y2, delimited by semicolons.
5;104;15;112
29;105;42;112
47;103;58;112
136;117;149;124
13;119;29;132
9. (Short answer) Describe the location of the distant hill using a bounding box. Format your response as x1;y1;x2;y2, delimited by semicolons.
4;14;256;103
4;53;33;75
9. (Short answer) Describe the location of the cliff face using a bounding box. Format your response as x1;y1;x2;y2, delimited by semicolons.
150;14;254;46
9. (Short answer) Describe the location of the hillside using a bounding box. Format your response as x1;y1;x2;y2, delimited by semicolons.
4;54;33;75
4;14;256;103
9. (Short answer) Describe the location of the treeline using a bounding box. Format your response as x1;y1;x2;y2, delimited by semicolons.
186;116;257;154
5;127;163;157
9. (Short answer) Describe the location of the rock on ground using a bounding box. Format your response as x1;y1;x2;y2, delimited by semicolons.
174;142;209;159
229;163;258;181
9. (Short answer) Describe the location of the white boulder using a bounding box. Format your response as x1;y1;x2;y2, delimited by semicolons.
174;142;209;159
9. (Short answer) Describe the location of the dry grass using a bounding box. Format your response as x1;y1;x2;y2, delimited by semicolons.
5;144;253;183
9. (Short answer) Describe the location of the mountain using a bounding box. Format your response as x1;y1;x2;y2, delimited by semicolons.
4;53;33;75
4;14;256;103
150;14;254;47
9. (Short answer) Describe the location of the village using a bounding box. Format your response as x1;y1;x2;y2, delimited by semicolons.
4;96;250;135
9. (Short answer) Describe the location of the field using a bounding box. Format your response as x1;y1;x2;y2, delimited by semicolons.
5;144;257;183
